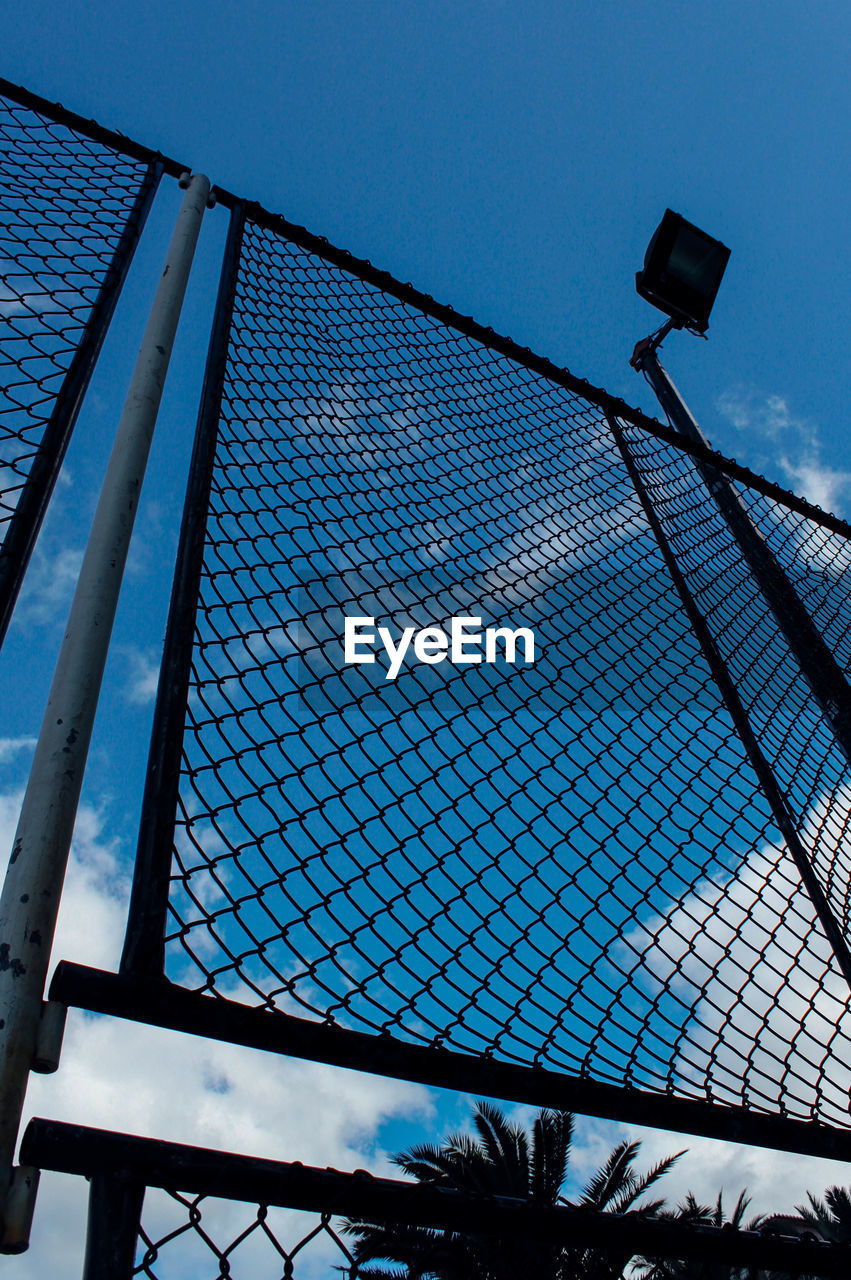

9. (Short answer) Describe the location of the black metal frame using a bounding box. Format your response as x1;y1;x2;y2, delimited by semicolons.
90;181;851;1166
82;1171;145;1280
119;200;246;979
48;959;851;1164
21;1118;851;1278
7;72;851;1271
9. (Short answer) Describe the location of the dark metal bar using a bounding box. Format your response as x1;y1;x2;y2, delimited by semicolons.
0;77;186;180
120;202;246;978
82;1172;144;1280
610;416;851;997
618;413;851;538
21;1118;851;1274
0;159;163;648
634;350;851;770
49;961;851;1163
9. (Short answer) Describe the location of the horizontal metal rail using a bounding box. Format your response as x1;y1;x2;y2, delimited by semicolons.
50;963;851;1163
21;1118;851;1274
0;77;187;180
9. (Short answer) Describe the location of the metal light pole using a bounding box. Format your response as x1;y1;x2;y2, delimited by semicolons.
630;319;851;772
626;212;851;1031
0;172;212;1251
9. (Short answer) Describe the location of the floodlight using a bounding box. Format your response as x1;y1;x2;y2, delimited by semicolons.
635;209;730;333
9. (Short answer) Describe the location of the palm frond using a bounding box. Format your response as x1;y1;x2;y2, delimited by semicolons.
531;1109;573;1205
342;1101;682;1279
609;1150;684;1214
578;1140;643;1210
472;1100;529;1196
395;1137;492;1193
798;1184;851;1243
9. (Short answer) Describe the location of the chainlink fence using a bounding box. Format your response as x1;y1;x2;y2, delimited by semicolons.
6;73;851;1277
623;422;851;941
120;209;851;1130
0;81;161;643
136;1195;359;1280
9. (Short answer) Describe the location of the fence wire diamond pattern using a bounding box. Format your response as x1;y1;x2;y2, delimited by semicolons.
0;86;156;637
7;74;851;1279
136;1194;359;1280
153;215;851;1128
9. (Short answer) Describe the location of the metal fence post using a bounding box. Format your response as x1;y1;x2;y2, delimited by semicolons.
120;201;245;979
0;172;212;1250
82;1172;145;1280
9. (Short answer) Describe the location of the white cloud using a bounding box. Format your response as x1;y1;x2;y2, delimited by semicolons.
716;389;851;517
715;391;805;443
0;284;65;319
0;787;433;1277
19;1005;433;1279
623;843;851;1122
0;737;37;765
618;776;851;1144
569;1112;851;1222
778;457;851;518
0;788;126;982
15;544;84;628
122;647;160;706
0;286;27;318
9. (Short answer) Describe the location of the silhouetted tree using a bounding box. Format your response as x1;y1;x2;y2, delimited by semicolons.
798;1184;851;1245
635;1190;760;1280
343;1100;681;1279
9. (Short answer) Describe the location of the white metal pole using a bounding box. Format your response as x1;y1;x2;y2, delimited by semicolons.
0;172;211;1250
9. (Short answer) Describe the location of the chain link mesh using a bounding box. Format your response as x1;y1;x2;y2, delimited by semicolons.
155;216;851;1128
136;1193;359;1278
622;422;851;946
0;89;152;558
12;74;851;1272
744;488;851;680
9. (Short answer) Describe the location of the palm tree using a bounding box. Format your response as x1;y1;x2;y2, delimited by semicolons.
634;1190;760;1280
342;1100;682;1279
797;1184;851;1245
559;1136;686;1280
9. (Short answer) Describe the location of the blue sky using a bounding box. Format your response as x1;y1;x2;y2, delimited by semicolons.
4;2;851;1273
5;0;851;478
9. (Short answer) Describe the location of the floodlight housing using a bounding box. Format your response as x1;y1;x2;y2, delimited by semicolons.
636;209;730;333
